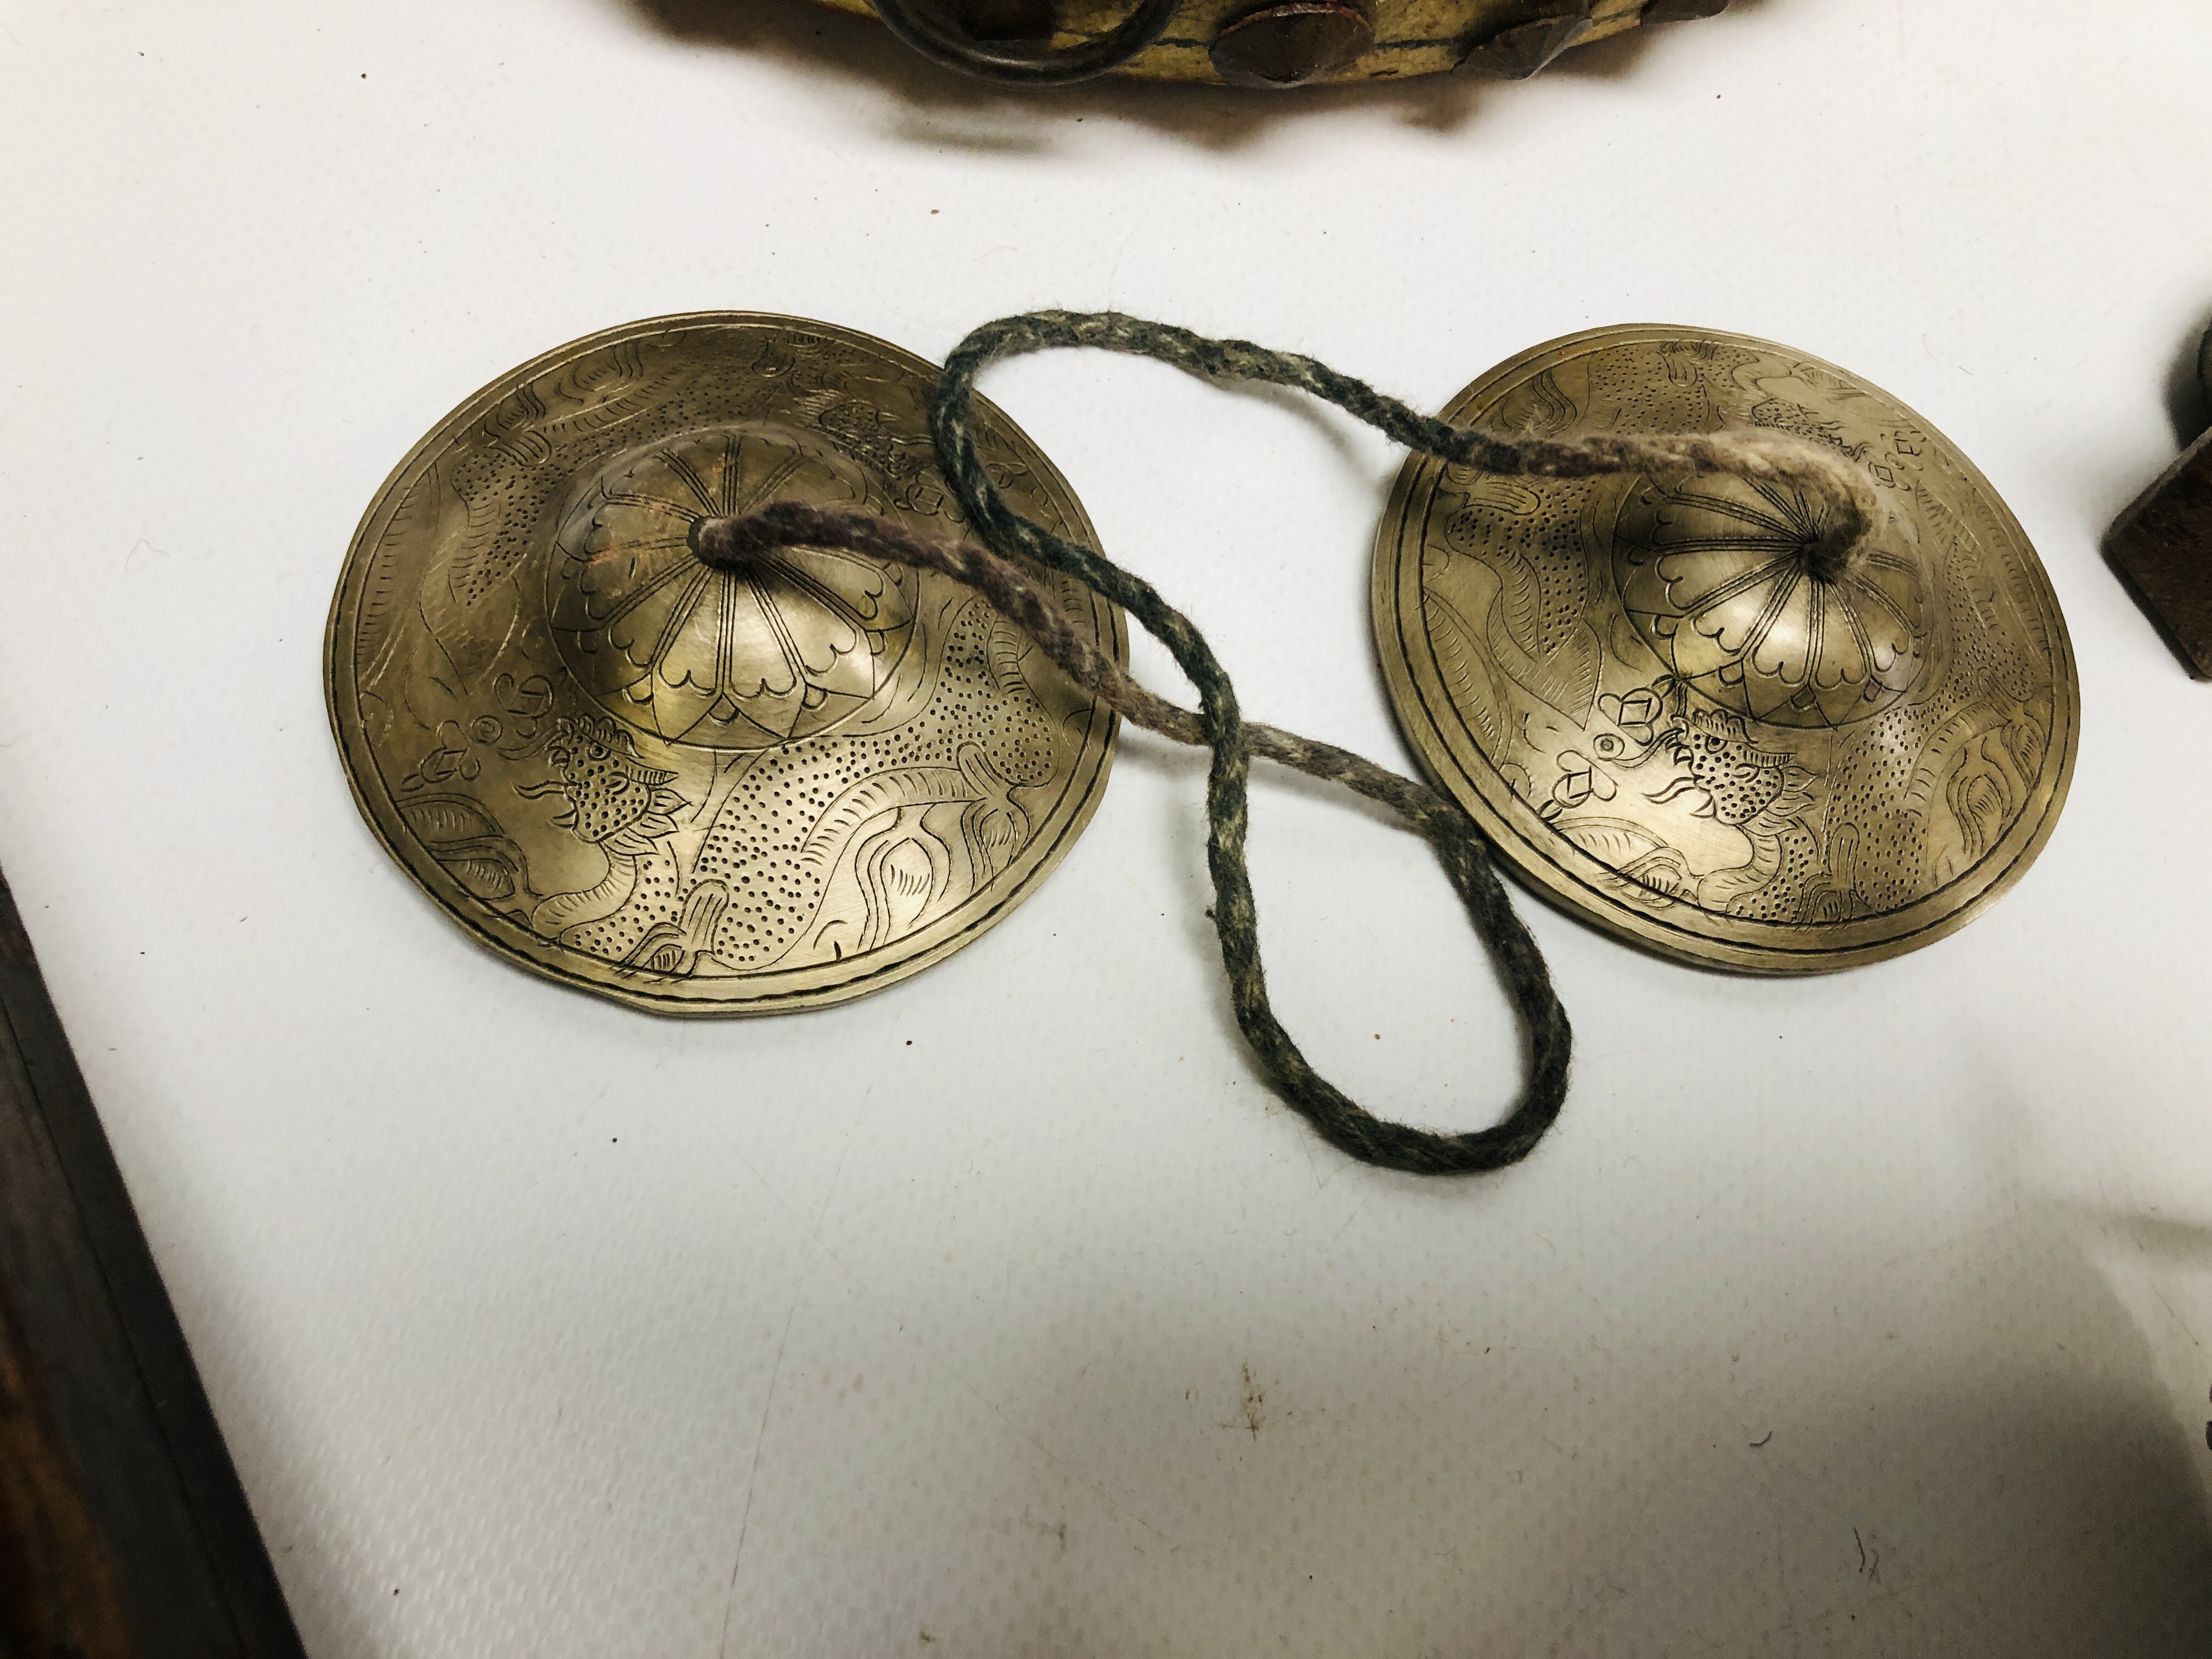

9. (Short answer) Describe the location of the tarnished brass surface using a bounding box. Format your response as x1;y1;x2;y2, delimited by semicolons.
813;0;1677;86
327;314;1124;1013
1373;326;2077;973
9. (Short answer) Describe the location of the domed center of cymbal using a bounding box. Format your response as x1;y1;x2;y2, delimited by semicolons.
687;512;775;575
1804;512;1870;586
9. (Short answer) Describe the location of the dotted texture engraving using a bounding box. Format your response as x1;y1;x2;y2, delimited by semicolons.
1374;327;2075;973
328;315;1123;1012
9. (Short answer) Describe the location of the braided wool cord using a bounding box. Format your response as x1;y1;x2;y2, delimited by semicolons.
695;312;1880;1177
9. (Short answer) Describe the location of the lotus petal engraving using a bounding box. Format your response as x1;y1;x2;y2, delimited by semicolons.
550;424;917;749
1375;326;2073;972
1614;471;1929;729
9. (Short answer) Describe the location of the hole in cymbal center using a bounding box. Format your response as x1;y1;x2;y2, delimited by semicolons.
687;513;775;576
1803;516;1867;586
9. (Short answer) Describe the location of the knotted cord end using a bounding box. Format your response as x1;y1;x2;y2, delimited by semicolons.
1705;431;1883;586
688;503;823;574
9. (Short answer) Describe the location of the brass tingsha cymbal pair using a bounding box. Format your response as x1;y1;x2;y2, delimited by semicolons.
326;314;2075;1014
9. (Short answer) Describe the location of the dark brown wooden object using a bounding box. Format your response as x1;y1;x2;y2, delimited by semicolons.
0;864;304;1657
2108;425;2212;678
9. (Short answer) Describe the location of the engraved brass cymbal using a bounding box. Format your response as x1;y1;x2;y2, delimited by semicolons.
326;314;1124;1013
1372;325;2077;973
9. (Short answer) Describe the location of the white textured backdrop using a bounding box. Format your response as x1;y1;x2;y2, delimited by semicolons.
4;0;2211;1651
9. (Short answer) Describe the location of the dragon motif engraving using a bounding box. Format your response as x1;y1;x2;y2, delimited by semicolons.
1385;331;2073;967
332;317;1122;1011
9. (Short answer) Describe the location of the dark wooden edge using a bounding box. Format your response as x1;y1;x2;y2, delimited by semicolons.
2104;424;2212;680
0;864;306;1657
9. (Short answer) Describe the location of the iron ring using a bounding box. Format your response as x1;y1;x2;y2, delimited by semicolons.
868;0;1181;84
